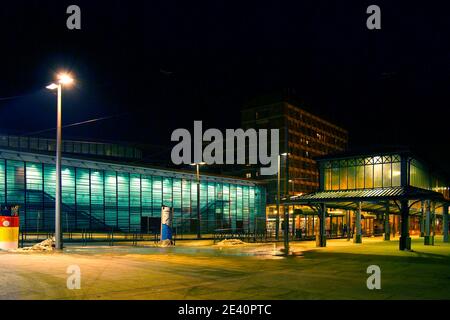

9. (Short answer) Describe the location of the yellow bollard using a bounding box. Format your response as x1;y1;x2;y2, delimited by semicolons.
0;216;20;250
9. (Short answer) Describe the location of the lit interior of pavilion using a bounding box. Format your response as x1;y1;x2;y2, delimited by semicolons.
267;150;450;251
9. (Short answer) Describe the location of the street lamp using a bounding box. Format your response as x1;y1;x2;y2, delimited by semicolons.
46;72;74;250
191;162;206;239
288;177;308;196
289;179;294;195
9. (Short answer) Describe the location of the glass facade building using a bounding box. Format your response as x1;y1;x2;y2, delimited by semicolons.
0;149;266;234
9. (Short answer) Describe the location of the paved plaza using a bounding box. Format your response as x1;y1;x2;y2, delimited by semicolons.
1;236;449;300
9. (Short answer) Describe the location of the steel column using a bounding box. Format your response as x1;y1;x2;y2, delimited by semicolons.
354;201;362;243
283;206;290;254
316;203;327;247
399;199;411;251
346;210;351;241
424;200;433;245
420;200;425;237
384;203;390;241
443;203;449;243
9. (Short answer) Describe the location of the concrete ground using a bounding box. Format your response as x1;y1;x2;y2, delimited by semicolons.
1;236;449;300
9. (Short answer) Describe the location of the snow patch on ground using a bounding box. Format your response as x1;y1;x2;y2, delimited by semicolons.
9;238;55;252
215;239;246;246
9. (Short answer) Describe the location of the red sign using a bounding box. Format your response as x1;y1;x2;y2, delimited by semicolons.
0;216;19;228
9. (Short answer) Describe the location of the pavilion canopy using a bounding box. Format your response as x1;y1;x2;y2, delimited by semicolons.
284;186;447;215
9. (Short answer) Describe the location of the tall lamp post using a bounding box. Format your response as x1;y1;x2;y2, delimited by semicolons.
191;162;206;239
46;73;74;250
276;153;288;241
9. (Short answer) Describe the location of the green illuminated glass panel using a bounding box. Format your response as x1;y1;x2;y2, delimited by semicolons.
43;164;56;198
6;160;25;207
104;171;117;228
324;168;331;190
236;185;243;229
207;182;215;231
392;162;401;187
364;165;373;188
200;182;208;231
190;180;198;232
181;179;191;233
347;166;355;189
172;178;182;228
117;172;130;231
339;166;347;190
130;173;141;231
230;184;237;229
141;176;152;217
374;164;382;188
249;186;255;231
152;176;162;216
25;162;42;230
62;166;76;230
383;163;391;187
255;186;265;231
62;167;75;205
181;179;191;215
356;165;364;189
26;163;42;191
410;160;429;190
75;168;90;230
222;184;230;228
43;164;57;230
331;167;339;190
162;177;173;208
0;160;5;205
90;170;104;223
215;183;223;229
243;186;249;230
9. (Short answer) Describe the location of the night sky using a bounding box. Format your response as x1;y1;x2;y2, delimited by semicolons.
0;1;449;173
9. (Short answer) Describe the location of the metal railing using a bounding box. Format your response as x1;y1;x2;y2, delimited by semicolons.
17;216;268;246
